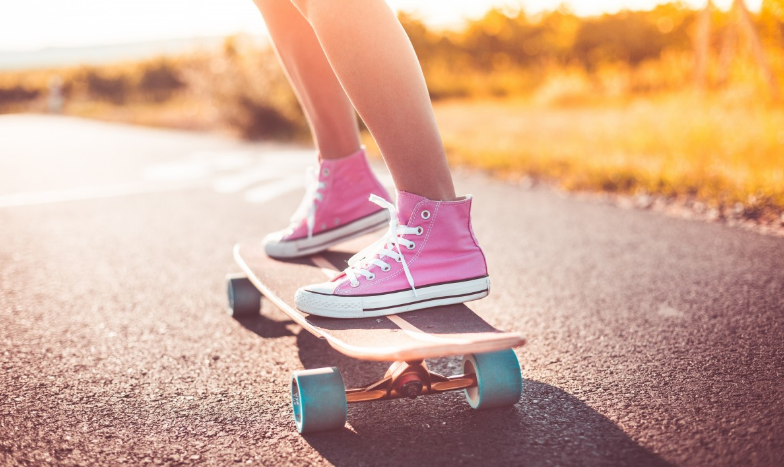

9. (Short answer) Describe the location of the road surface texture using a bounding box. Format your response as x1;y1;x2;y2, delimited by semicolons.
1;115;783;466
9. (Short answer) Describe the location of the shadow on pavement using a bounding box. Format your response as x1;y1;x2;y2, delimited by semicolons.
296;331;673;467
231;299;295;339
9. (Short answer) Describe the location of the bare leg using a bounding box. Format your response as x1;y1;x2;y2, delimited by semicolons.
252;0;360;160
273;0;456;201
256;1;483;315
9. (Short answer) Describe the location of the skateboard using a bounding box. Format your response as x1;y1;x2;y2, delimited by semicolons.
228;234;525;434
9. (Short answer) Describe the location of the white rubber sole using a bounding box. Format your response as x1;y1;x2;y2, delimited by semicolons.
264;210;390;258
295;276;490;318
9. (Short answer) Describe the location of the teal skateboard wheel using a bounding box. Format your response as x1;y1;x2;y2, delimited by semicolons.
226;273;262;317
291;367;347;434
463;349;523;410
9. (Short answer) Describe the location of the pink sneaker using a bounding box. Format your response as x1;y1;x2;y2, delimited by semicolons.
295;190;490;318
263;148;392;258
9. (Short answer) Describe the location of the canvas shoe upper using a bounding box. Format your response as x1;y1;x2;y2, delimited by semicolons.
263;148;391;258
294;190;490;318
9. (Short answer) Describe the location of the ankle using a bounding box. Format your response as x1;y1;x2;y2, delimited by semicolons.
396;185;456;202
316;136;361;161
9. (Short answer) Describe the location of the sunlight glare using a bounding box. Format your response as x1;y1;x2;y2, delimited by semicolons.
0;0;764;51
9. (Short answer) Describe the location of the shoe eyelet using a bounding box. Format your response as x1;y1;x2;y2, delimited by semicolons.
420;210;431;220
415;226;423;235
322;168;330;177
368;273;376;280
350;281;359;288
382;265;391;272
395;257;402;263
321;223;327;229
406;242;415;250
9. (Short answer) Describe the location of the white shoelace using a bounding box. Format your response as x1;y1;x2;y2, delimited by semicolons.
345;195;420;295
289;166;325;239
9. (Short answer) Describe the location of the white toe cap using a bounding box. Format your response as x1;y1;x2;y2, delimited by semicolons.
299;281;341;295
263;231;297;258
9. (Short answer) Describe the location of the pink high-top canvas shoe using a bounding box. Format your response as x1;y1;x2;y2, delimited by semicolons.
295;190;490;318
263;148;392;258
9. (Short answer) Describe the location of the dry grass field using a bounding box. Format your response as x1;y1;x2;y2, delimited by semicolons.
430;96;784;224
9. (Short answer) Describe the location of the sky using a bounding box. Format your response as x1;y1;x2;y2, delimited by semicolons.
0;0;762;52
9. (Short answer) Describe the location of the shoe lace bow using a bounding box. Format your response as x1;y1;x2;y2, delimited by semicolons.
345;194;420;296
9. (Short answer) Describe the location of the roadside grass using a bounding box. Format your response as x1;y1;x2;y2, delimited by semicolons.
58;93;219;131
424;95;783;224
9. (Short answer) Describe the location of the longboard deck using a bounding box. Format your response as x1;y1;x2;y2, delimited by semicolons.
234;235;525;361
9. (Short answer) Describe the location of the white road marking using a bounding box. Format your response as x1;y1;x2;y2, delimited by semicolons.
243;176;303;204
0;180;209;208
0;149;391;213
212;167;294;194
0;149;310;209
143;151;256;181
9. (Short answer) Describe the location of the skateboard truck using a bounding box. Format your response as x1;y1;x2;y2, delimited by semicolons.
398;374;424;399
290;351;522;434
345;360;478;403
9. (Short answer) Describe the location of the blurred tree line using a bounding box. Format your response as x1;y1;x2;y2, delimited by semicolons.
403;1;784;98
0;58;185;108
407;5;692;71
1;2;782;129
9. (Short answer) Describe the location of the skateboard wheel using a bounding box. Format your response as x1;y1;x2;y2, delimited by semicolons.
226;273;262;317
291;367;347;434
462;349;523;410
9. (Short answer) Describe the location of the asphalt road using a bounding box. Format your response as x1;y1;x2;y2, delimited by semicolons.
1;115;783;466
